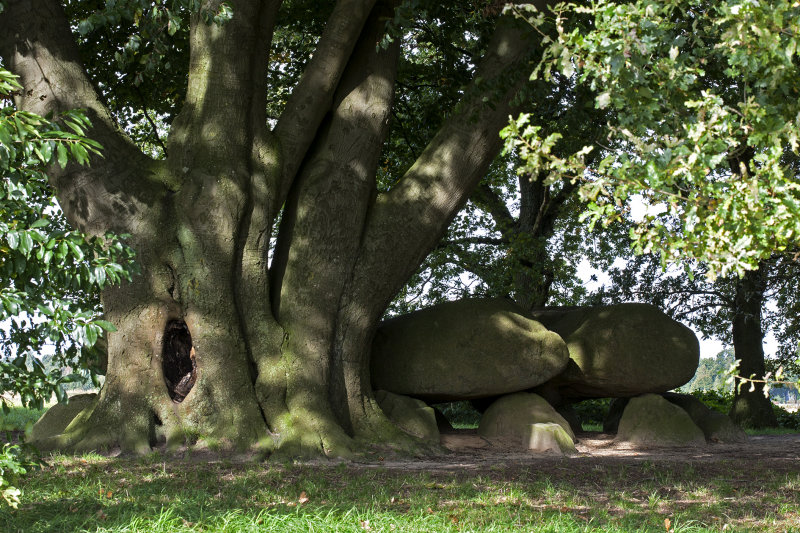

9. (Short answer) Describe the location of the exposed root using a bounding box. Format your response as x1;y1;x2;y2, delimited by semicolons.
267;409;356;461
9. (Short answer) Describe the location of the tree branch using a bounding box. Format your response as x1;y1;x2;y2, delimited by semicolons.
437;236;507;249
471;184;516;232
272;0;377;207
270;0;400;318
167;0;281;176
350;13;539;314
0;0;161;236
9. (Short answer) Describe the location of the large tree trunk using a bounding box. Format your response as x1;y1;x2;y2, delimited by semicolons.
729;265;778;428
1;0;539;456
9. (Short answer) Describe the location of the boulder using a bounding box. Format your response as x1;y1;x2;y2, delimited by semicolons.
615;394;706;446
374;390;439;442
525;423;578;455
371;298;570;401
432;406;455;433
531;304;699;401
478;392;575;442
662;392;747;443
30;393;97;444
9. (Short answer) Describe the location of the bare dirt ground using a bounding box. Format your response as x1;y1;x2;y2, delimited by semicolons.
357;430;800;475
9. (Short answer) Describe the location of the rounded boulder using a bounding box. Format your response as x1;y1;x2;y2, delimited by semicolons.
616;394;706;447
531;303;699;400
478;392;575;442
371;298;570;401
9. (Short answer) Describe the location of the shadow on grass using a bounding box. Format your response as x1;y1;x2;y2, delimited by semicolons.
2;450;800;532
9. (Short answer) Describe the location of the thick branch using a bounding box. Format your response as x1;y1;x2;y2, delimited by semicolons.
167;0;281;175
272;0;377;206
268;1;400;431
0;0;163;236
349;14;538;314
471;184;516;231
438;236;507;248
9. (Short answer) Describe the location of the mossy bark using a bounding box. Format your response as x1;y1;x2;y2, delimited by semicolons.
3;0;538;457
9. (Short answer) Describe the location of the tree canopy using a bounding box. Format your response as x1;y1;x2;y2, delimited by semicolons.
504;0;800;278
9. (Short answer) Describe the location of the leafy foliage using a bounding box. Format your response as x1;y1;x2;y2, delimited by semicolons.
689;389;733;414
504;0;800;279
0;69;137;411
0;444;27;508
572;398;612;426
681;350;736;393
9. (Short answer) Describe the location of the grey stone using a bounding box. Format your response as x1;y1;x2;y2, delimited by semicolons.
371;298;569;401
531;304;700;400
616;394;706;446
30;393;97;444
603;397;630;433
525;423;578;455
662;392;747;443
374;390;439;442
478;392;575;442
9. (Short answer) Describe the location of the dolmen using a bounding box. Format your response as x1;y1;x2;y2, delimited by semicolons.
370;298;742;453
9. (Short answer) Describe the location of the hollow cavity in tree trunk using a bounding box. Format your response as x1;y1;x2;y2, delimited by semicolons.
162;320;197;403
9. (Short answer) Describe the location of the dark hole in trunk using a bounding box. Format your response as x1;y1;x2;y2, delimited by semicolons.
162;320;197;403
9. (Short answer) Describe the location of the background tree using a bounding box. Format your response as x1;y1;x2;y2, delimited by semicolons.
502;0;800;427
505;0;800;275
605;252;800;427
681;348;735;393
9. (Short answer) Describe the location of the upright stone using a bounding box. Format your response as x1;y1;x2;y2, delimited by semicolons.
662;392;747;443
374;390;439;442
30;393;97;445
478;392;575;442
531;303;699;401
371;298;569;401
616;394;706;446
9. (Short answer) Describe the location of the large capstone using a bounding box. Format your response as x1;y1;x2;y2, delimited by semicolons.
616;394;706;447
478;392;575;443
531;303;699;401
371;298;570;401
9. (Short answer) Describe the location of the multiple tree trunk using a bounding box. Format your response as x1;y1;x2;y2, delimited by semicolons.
1;0;537;455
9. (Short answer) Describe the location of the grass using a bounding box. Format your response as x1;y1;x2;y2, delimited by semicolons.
0;406;45;433
745;427;800;436
4;406;800;532
3;450;799;532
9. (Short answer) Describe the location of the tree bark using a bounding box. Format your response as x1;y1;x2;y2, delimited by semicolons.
1;0;542;456
729;264;779;428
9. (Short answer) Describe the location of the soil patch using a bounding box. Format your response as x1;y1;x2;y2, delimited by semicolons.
353;430;800;475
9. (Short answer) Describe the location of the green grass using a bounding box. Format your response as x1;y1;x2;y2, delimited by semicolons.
0;406;45;432
745;427;800;436
2;449;798;533
5;405;800;532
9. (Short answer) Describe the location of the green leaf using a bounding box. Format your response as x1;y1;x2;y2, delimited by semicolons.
92;265;106;286
85;324;98;347
56;143;68;168
94;320;117;332
29;218;49;229
6;232;19;250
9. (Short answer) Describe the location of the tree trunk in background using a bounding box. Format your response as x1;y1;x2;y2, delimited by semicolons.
729;265;778;428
